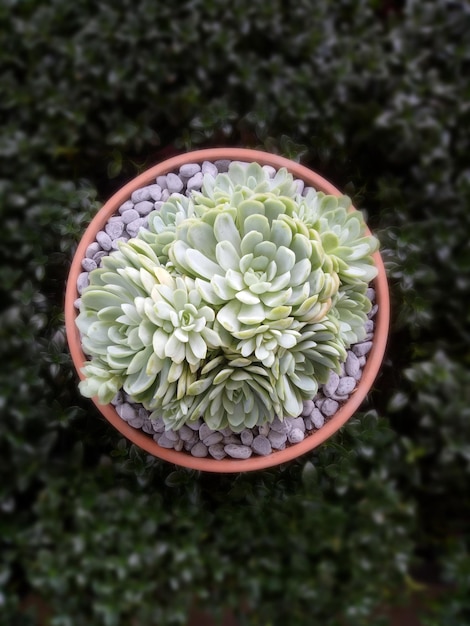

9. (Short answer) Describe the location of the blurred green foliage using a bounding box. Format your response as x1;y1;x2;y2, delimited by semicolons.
1;0;469;624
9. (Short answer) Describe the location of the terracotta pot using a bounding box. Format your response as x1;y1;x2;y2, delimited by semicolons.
65;148;390;473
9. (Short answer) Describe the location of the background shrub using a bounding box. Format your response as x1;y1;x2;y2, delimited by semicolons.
1;0;469;624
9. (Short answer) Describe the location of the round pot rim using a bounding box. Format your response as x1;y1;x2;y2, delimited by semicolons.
65;147;390;473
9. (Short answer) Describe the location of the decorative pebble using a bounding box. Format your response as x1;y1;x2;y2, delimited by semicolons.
111;236;129;250
74;298;81;309
268;430;287;449
116;403;137;422
81;258;97;272
345;351;360;378
96;231;113;250
126;218;147;237
289;417;306;432
179;163;201;178
252;435;272;456
153;201;164;211
262;165;276;178
92;251;107;265
147;184;162;201
365;319;374;334
336;376;357;395
186;172;204;192
157;433;177;449
208;443;227;460
203;432;224;447
366;287;376;301
223;435;241;445
166;172;184;193
77;272;89;294
86;242;100;258
178;425;195;442
131;187;152;203
322;399;339;417
128;416;145;429
187;418;202;431
163;429;180;443
358;356;367;367
270;416;289;433
105;220;124;239
353;341;373;357
202;161;218;177
121;208;140;224
310;408;325;429
369;304;378;318
118;200;134;214
156;175;167;189
214;159;230;172
288;428;305;444
301;400;315;417
191;442;208;458
161;189;170;201
324;371;340;397
258;422;270;436
199;423;215;441
150;417;165;433
134;200;154;216
240;429;254;446
224;444;252;459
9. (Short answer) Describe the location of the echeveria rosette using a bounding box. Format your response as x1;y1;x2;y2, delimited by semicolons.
159;354;282;433
76;239;220;409
77;159;380;436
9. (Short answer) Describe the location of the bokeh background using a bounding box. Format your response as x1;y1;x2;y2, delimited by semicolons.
1;1;469;624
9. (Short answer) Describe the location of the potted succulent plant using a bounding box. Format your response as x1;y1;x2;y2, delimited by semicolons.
65;148;389;472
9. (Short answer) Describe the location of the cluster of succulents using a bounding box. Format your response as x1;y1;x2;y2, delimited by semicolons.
77;162;378;433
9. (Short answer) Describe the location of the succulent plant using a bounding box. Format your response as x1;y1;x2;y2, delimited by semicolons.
77;161;378;434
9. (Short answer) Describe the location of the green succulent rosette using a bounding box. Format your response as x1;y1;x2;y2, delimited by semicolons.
77;161;379;433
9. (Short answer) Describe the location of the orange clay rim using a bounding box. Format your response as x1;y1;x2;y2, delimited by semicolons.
65;148;390;473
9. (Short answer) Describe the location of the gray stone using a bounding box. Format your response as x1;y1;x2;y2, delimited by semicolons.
258;422;270;436
288;428;305;444
174;439;184;452
178;425;195;442
358;356;367;367
126;218;147;237
128;416;145;429
322;399;339;417
366;287;376;302
323;371;340;397
365;319;374;334
214;159;230;172
353;341;373;357
179;163;201;178
111;236;129;250
111;391;124;406
118;200;134;214
262;165;276;178
252;435;272;456
156;175;167;189
203;432;224;447
77;272;89;294
166;173;184;193
92;251;107;265
268;430;287;449
269;416;289;433
105;220;124;239
224;444;252;459
368;304;379;318
161;189;170;201
157;433;176;449
301;400;315;417
310;408;325;429
199;423;215;441
116;403;137;422
147;184;162;201
85;242;100;258
74;298;81;309
141;420;155;435
163;429;180;442
290;417;306;432
240;429;254;446
134;200;154;216
150;417;165;433
282;418;295;432
191;442;208;458
153;201;164;211
121;208;140;224
187;418;202;431
186;172;204;192
223;435;241;445
345;351;360;378
96;231;113;251
201;161;218;177
81;257;97;272
208;443;227;460
336;376;357;396
131;187;152;203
